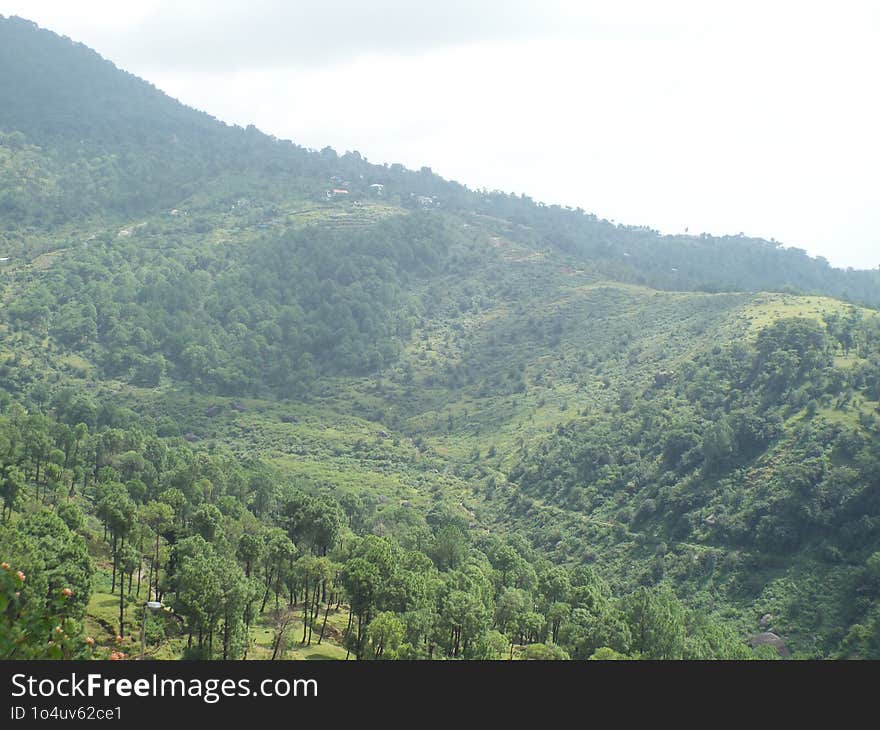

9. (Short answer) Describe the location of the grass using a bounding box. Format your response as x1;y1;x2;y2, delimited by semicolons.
739;292;877;335
82;566;353;660
247;617;350;661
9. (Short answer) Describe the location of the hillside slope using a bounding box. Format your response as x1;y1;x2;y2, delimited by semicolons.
3;15;880;303
2;15;880;659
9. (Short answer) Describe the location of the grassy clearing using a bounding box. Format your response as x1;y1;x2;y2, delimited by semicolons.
739;292;877;335
83;567;352;660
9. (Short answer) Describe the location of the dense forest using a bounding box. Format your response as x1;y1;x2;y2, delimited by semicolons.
3;397;777;660
2;15;880;660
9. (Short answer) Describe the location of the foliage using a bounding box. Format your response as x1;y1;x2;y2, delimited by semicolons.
2;14;880;662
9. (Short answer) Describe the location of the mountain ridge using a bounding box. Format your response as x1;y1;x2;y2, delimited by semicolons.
2;14;879;306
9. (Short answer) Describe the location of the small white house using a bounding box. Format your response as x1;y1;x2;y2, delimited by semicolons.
369;183;385;195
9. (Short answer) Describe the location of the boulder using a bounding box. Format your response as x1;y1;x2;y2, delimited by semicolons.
748;632;790;657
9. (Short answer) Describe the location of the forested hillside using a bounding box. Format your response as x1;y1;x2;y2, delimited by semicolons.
2;15;880;660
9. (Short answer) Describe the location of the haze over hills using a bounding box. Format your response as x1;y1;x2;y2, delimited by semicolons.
2;15;880;661
2;16;879;302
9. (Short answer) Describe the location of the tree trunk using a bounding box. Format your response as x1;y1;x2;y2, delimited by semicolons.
260;567;274;613
301;579;309;644
344;610;353;660
308;590;320;645
111;533;117;593
243;607;252;660
118;574;125;638
154;532;161;601
317;601;331;645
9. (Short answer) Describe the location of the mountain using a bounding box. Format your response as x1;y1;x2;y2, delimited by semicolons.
2;15;880;661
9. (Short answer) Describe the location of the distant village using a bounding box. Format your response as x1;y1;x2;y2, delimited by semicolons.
324;175;438;208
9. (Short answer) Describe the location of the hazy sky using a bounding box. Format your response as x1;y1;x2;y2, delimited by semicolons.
2;1;878;269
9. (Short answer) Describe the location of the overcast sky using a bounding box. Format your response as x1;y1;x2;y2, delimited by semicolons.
2;1;878;269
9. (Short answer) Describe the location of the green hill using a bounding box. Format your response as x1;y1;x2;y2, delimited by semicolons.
2;15;880;660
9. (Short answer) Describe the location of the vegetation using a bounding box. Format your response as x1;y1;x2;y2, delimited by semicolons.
0;404;768;660
1;14;879;660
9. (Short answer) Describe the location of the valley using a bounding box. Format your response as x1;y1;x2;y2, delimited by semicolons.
2;15;880;661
